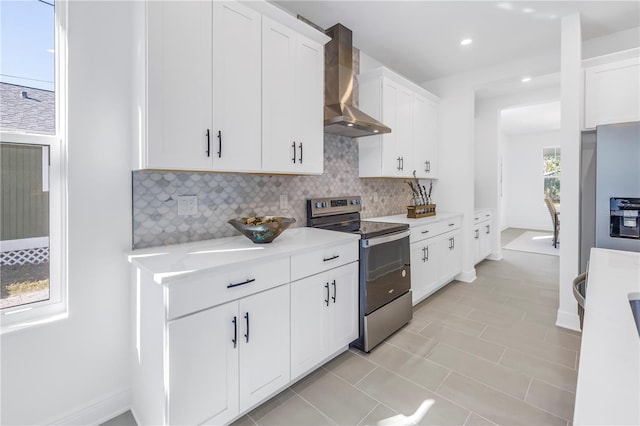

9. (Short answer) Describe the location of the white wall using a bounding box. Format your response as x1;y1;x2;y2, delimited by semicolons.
0;2;134;424
504;130;562;230
475;83;560;237
423;50;563;283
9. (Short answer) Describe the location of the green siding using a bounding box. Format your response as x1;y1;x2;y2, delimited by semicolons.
1;143;49;241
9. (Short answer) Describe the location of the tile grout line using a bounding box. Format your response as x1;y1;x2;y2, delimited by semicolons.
462;410;473;426
499;345;580;377
523;376;534;401
287;383;339;426
355;402;380;426
435;370;568;425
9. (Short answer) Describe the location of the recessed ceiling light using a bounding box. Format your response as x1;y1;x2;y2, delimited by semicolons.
496;2;513;11
522;7;535;13
522;76;532;83
460;38;473;46
373;130;379;133
347;123;354;127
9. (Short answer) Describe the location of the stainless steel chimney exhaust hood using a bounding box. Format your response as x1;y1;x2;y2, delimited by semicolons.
324;24;391;138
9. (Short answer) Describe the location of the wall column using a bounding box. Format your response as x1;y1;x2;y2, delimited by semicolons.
557;13;582;331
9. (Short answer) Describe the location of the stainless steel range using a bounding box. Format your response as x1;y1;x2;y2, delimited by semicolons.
307;196;412;352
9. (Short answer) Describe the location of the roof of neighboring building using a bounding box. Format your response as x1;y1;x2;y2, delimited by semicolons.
0;82;55;134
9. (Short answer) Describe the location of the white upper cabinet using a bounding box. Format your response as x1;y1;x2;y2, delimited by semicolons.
413;94;439;179
262;17;324;174
212;1;262;172
146;1;213;170
358;67;440;178
584;55;640;129
142;0;328;174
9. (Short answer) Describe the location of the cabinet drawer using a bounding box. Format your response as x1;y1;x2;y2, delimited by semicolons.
473;211;492;224
291;241;358;281
167;257;290;319
410;217;462;244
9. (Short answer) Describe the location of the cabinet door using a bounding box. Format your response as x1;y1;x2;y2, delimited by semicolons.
473;226;482;264
411;240;439;304
290;273;329;379
262;16;297;173
439;231;462;283
146;1;212;170
262;17;324;175
238;284;290;411
380;81;402;176
293;34;324;174
584;58;640;128
167;301;239;425
380;83;414;177
413;94;438;179
328;262;359;351
396;87;414;176
481;222;492;259
212;1;261;171
410;242;427;304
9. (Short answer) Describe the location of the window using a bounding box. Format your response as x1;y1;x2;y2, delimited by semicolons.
543;147;561;204
1;0;67;332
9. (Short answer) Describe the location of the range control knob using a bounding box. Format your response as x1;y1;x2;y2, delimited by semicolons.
322;201;328;208
315;202;322;208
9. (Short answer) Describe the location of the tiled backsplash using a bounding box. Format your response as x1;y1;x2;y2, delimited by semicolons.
132;134;412;249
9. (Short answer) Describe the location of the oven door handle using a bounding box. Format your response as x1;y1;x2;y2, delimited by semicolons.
361;229;411;248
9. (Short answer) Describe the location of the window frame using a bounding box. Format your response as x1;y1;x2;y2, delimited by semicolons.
543;146;561;204
1;0;68;334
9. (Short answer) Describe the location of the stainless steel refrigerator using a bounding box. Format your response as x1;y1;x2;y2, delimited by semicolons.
580;121;640;272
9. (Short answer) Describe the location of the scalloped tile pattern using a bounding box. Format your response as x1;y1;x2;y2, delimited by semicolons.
132;134;411;249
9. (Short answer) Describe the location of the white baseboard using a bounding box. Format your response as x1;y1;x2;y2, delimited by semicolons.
46;388;131;426
488;252;503;261
556;309;581;332
455;268;476;283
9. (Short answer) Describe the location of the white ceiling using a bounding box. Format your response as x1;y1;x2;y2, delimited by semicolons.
273;1;640;83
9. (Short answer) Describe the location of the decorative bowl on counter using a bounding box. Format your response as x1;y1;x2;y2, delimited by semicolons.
227;216;296;243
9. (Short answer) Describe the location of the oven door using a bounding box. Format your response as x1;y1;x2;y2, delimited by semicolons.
361;230;411;315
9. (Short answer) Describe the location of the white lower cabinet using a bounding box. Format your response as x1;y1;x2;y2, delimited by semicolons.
167;284;290;425
411;229;461;304
407;215;462;305
290;262;358;380
132;235;359;426
473;210;493;265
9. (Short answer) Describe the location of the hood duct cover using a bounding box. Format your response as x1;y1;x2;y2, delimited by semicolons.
324;23;391;138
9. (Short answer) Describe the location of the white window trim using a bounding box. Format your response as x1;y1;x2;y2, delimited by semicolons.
1;0;68;334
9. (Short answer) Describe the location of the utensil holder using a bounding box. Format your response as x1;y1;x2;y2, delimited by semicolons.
407;204;436;218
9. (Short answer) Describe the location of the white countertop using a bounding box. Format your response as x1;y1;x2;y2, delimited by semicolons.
573;248;640;426
364;211;462;227
128;227;360;285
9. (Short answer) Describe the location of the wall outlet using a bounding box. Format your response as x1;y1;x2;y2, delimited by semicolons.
177;195;198;216
280;194;288;210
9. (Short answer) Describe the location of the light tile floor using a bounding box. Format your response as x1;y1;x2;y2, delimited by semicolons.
104;228;580;426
